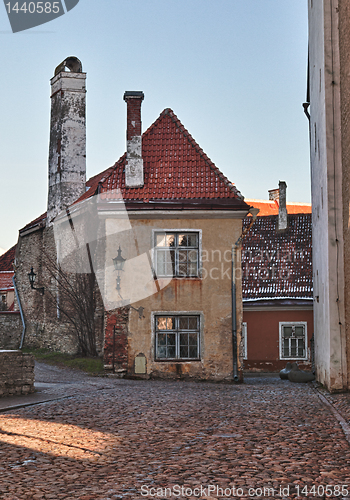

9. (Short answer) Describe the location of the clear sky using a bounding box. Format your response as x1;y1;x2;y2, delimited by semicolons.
0;0;310;253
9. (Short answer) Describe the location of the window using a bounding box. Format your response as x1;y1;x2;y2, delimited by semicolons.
154;231;200;278
155;315;200;360
279;322;307;360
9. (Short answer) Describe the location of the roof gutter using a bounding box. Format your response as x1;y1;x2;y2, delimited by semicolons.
12;274;26;349
232;207;260;382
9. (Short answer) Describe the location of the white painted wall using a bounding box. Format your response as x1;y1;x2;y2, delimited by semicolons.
308;0;348;391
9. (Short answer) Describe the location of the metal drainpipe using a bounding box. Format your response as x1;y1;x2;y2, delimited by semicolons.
12;274;26;349
232;207;260;382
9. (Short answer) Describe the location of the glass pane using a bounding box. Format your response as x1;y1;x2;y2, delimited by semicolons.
283;327;293;338
178;234;188;246
295;326;304;337
167;333;176;345
178;250;188;263
189;345;198;358
156;234;166;247
188;250;198;262
188;318;198;330
167;345;176;358
180;333;189;345
180;345;189;358
178;263;188;277
189;333;197;345
298;347;305;357
158;333;166;346
283;339;289;356
166;235;175;247
179;317;189;329
187;234;198;247
157;317;167;330
157;317;175;330
157;346;166;358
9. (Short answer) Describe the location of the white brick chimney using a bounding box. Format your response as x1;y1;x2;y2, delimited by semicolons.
277;181;288;231
123;91;144;188
47;57;86;225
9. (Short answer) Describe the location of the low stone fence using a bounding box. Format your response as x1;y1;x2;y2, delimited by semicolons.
0;350;35;397
0;312;22;349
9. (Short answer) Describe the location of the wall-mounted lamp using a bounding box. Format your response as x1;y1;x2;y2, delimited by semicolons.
28;267;45;295
112;246;126;293
112;247;144;319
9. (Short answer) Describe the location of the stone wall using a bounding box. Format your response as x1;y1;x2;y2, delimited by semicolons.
15;226;105;356
0;312;21;349
0;350;34;397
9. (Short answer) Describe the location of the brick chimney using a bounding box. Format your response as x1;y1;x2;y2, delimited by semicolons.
277;181;288;230
123;91;144;188
47;57;86;225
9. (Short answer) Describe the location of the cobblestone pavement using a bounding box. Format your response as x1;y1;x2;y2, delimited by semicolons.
0;365;349;500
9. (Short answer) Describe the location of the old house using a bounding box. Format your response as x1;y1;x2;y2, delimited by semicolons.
14;58;253;381
0;245;22;349
241;185;313;371
307;0;350;391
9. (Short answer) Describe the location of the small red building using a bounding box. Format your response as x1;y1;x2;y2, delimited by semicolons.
242;190;313;372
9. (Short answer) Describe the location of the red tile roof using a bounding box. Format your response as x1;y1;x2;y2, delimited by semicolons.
242;214;312;300
246;199;312;216
97;109;247;208
0;271;14;290
0;246;16;271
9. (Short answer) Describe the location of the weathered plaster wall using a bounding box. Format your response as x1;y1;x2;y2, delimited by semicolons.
308;0;348;391
0;350;34;397
338;0;350;391
0;312;21;349
243;308;314;372
103;216;243;381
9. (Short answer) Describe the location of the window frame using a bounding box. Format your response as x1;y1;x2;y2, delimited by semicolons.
279;321;308;360
152;311;203;362
152;229;202;279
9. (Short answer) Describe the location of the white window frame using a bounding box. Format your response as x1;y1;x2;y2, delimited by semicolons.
152;229;202;279
151;311;204;361
241;322;247;360
279;321;308;360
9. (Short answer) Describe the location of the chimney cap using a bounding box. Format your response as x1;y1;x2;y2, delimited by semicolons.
124;91;144;101
55;56;82;75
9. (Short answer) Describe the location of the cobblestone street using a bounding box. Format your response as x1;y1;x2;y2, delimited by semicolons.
0;364;349;500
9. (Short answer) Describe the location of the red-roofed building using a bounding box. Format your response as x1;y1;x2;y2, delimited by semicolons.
14;60;252;381
241;186;313;372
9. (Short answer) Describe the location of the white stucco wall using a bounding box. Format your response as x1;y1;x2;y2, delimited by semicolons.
308;0;348;391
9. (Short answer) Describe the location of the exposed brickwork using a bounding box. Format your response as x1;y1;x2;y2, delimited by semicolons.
124;93;143;140
0;350;34;397
104;308;129;370
0;312;21;349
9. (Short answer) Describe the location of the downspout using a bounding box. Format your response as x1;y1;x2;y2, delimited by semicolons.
232;207;259;382
12;274;26;349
